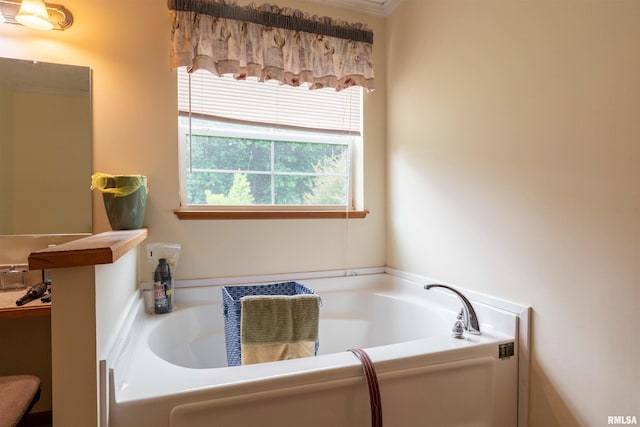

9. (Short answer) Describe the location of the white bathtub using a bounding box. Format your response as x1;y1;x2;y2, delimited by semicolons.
107;271;525;427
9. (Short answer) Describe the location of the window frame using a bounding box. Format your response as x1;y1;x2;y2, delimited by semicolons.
174;72;368;220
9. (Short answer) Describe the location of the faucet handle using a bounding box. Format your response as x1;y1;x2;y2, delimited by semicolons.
451;308;467;339
452;321;466;339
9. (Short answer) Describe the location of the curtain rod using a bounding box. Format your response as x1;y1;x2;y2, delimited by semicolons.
168;0;373;44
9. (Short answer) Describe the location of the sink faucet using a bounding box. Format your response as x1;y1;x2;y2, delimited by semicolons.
425;284;481;336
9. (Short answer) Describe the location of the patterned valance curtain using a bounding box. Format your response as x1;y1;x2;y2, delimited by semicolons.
168;0;375;91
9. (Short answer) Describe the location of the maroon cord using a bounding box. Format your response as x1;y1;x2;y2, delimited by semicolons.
349;348;383;427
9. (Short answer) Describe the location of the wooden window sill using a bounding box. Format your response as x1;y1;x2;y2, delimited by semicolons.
173;209;369;220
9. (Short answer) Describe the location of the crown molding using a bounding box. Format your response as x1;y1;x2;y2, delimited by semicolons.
382;0;405;16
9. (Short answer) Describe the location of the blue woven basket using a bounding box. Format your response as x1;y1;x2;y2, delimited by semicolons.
222;281;319;366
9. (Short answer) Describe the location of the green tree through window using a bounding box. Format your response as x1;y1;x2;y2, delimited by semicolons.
183;125;351;207
303;151;348;205
205;173;255;205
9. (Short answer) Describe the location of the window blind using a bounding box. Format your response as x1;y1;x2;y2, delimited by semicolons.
177;68;362;134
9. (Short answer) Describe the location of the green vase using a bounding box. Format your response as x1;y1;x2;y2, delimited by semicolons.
100;175;147;230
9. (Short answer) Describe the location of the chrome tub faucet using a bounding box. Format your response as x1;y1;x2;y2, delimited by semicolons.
425;284;481;337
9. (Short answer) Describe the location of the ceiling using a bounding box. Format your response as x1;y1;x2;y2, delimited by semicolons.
304;0;405;17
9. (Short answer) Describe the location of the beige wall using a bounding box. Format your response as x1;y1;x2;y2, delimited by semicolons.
0;82;14;233
386;1;640;426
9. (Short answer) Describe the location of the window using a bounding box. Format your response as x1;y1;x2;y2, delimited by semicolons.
177;68;363;214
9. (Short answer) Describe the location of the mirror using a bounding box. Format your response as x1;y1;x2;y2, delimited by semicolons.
0;58;92;235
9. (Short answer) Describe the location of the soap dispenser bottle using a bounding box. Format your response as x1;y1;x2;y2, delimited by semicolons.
153;258;173;314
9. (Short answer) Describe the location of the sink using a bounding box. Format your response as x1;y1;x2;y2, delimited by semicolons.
0;265;27;291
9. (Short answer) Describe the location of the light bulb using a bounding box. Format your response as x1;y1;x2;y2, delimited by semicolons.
15;0;54;30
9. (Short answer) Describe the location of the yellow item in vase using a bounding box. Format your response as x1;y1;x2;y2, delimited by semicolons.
91;173;147;197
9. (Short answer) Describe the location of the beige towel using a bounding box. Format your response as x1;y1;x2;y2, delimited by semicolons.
240;294;319;365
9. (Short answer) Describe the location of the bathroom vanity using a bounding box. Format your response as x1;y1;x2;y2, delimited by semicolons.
0;234;92;319
0;287;50;318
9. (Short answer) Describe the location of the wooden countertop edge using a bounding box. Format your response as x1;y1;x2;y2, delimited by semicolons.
27;229;149;270
0;304;51;319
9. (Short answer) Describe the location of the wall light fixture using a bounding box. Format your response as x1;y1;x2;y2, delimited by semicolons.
0;0;73;30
